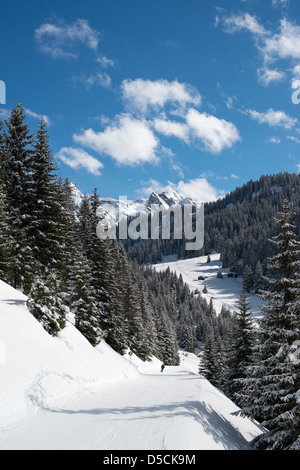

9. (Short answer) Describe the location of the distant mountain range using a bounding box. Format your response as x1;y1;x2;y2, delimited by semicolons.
70;172;300;275
70;182;195;224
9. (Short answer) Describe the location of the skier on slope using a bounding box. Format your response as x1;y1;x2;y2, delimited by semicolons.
161;362;165;372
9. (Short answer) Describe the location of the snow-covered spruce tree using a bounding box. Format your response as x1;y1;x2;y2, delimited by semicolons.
4;104;33;216
137;278;158;361
0;122;13;282
242;264;254;293
4;104;35;292
198;326;216;383
199;325;227;389
81;190;128;355
155;303;180;365
78;193;93;254
122;261;149;359
177;304;197;353
242;195;300;450
29;117;68;274
213;334;227;389
254;260;264;294
27;270;68;336
224;291;256;405
68;244;102;347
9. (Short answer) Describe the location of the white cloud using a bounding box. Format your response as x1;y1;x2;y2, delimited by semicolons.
121;78;201;113
96;55;115;68
272;0;290;8
225;16;300;64
263;19;300;62
257;67;286;86
220;13;300;86
287;135;300;144
153;118;190;143
267;136;281;144
186;108;241;153
245;108;297;129
138;177;224;203
292;64;300;79
225;95;237;109
35;18;101;59
24;108;51;125
73;114;159;166
152;107;241;154
138;178;166;196
73;71;112;89
292;78;300;89
56;147;103;175
175;178;224;203
222;12;267;37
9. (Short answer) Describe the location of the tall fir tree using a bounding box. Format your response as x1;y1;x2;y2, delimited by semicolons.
224;291;256;405
68;244;102;347
242;195;300;450
4;104;35;292
137;278;158;360
29;117;67;274
27;269;68;336
198;326;216;383
0;122;13;282
242;264;254;293
80;189;128;355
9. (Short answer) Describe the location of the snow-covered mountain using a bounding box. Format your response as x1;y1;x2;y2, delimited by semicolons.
0;279;263;450
70;183;195;220
68;181;85;211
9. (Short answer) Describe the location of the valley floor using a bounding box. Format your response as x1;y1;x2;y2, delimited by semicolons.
154;252;262;317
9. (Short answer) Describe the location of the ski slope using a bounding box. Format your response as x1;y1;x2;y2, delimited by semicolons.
0;279;263;450
154;252;262;318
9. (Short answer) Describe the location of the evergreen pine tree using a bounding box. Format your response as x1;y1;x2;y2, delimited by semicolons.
199;326;216;383
242;195;300;450
68;245;102;347
155;304;180;365
0;122;13;282
225;291;255;405
29;117;67;273
242;264;254;292
137;278;158;360
4;104;35;292
254;260;264;293
27;270;68;336
214;334;227;389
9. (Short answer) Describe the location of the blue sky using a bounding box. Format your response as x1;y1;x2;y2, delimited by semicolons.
1;0;300;202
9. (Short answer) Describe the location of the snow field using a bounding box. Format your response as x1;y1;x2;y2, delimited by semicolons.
0;279;263;450
154;252;262;318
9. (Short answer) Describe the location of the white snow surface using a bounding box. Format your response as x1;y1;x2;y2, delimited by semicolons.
154;252;262;319
0;278;263;450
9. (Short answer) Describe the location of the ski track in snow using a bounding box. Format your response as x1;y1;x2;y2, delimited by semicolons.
0;368;260;450
0;277;263;450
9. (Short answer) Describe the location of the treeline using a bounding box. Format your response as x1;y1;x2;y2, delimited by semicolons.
199;196;300;450
0;103;232;364
205;172;300;279
126;172;300;291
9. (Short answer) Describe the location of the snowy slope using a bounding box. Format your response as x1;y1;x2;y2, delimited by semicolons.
0;279;139;430
0;279;263;450
154;252;262;319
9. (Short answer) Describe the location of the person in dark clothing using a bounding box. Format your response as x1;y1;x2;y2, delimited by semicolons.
161;362;165;372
